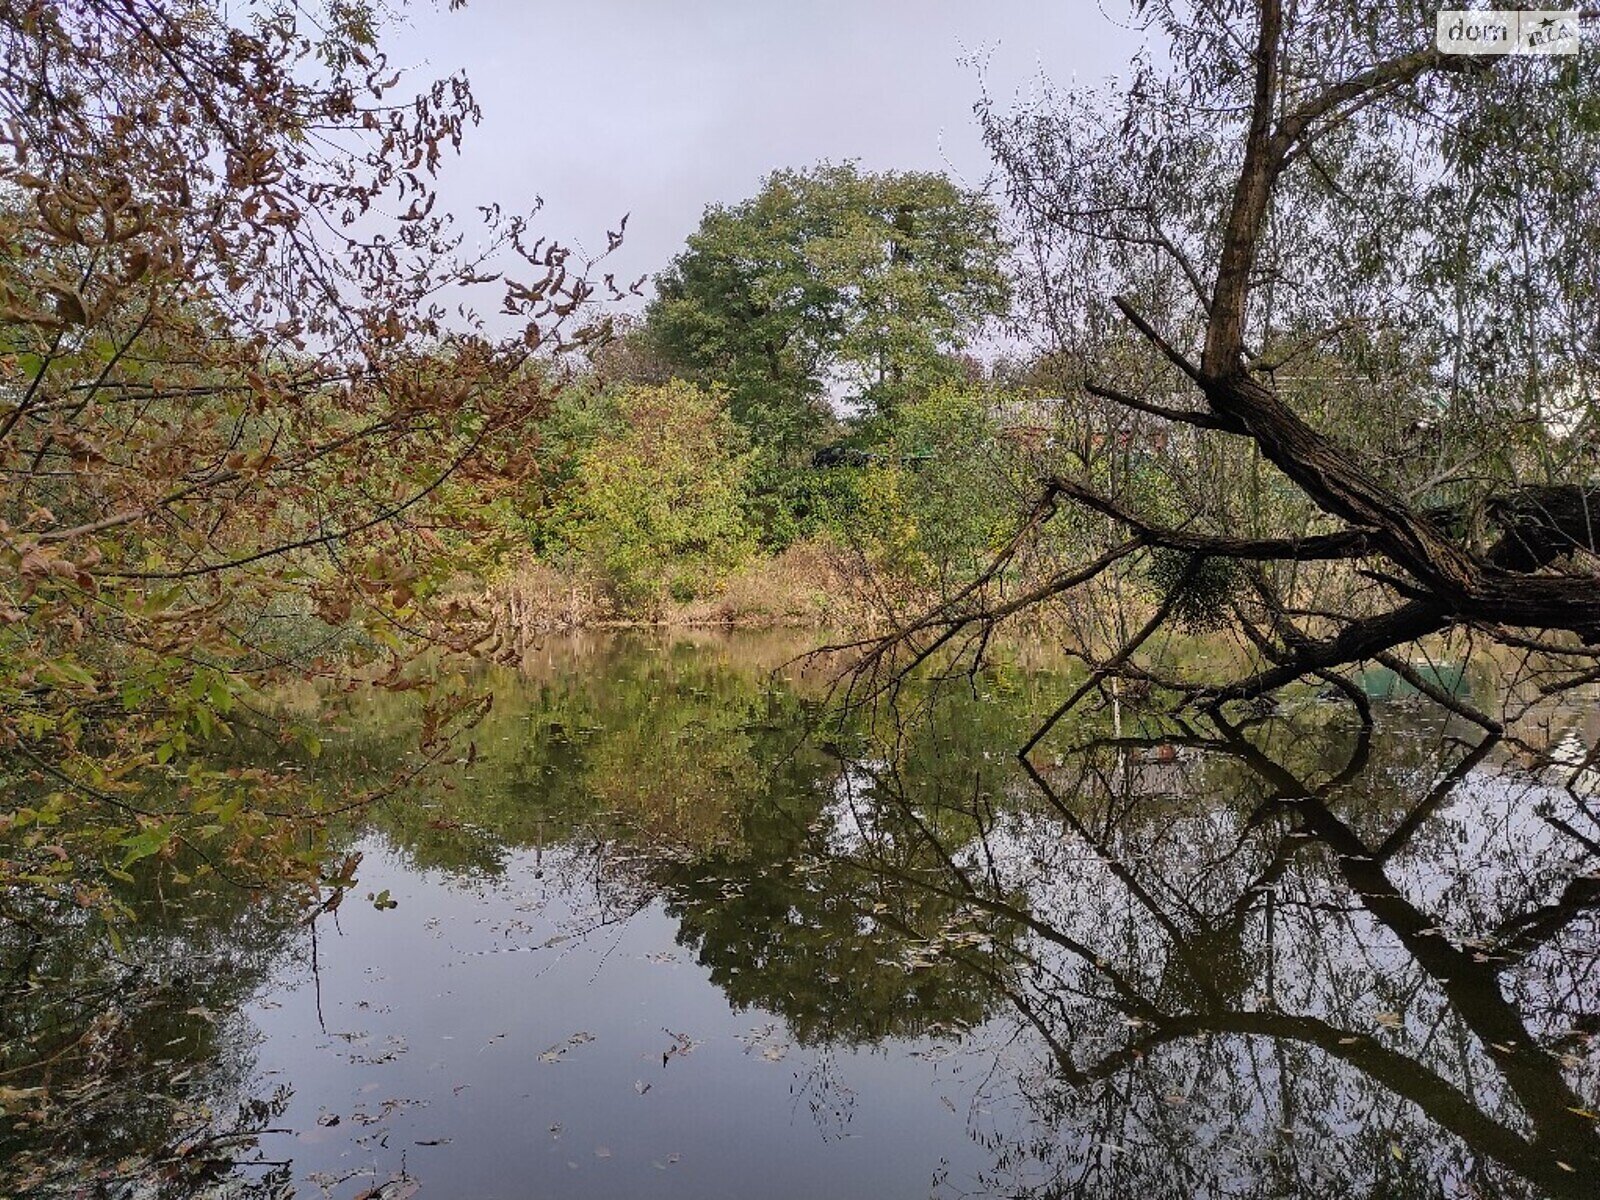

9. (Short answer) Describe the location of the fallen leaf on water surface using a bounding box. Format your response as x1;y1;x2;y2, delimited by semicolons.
660;1029;702;1066
351;1096;426;1126
1390;1144;1404;1161
414;1138;451;1146
353;1177;419;1200
316;1112;341;1127
540;1031;597;1063
634;1080;651;1095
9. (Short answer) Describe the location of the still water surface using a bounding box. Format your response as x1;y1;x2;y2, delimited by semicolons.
6;632;1599;1198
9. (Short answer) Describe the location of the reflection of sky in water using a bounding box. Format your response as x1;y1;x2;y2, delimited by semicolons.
8;636;1598;1199
244;839;998;1199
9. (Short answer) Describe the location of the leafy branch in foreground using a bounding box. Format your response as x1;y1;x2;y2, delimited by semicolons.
0;1;617;917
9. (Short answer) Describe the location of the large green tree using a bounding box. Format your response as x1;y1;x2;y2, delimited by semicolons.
645;163;1011;459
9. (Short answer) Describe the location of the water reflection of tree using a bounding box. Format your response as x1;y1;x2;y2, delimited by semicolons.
109;638;1597;1198
288;642;1600;1196
319;635;833;877
317;643;1065;1047
663;768;1017;1045
713;706;1599;1198
0;866;300;1197
656;675;1068;1046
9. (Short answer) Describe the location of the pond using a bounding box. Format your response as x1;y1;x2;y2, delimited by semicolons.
4;631;1598;1199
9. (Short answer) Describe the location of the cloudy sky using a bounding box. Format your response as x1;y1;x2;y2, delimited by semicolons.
385;0;1143;300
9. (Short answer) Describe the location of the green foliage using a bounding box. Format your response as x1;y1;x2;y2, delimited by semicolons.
1145;548;1242;633
837;387;1030;591
645;162;1011;480
550;382;755;611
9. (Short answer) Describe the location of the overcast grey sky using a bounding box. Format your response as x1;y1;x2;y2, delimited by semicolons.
385;1;1143;298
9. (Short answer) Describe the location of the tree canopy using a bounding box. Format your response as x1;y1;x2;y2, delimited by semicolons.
645;162;1011;454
